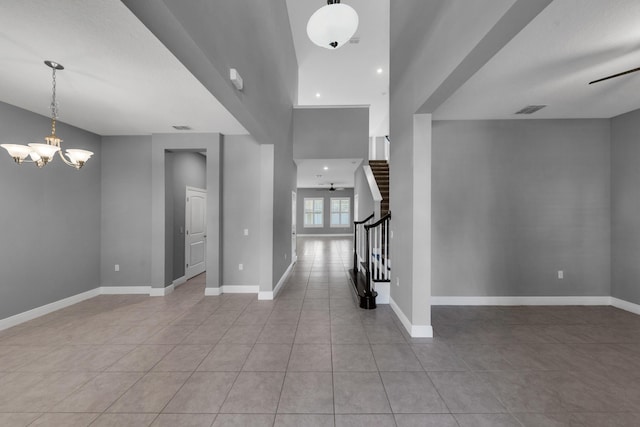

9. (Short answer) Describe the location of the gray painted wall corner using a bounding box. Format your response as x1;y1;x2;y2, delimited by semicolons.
612;108;640;305
0;101;101;320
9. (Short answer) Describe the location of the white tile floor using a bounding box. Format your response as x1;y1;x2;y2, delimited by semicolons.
1;236;640;426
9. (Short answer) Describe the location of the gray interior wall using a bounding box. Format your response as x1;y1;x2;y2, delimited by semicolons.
222;135;262;288
354;166;375;222
0;102;101;320
390;0;520;321
151;134;221;289
101;135;152;287
297;188;354;235
166;151;206;282
612;108;640;305
123;0;298;289
272;130;297;287
293;107;370;159
432;119;611;297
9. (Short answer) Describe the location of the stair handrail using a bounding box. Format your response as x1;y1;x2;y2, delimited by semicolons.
353;212;375;275
363;211;391;300
354;212;375;225
363;211;391;230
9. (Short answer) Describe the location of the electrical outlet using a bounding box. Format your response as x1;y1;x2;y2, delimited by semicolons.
390;230;394;239
239;264;243;271
558;270;564;280
115;264;120;272
396;277;399;287
244;229;249;236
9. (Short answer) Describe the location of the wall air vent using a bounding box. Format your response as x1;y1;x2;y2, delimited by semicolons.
349;37;360;44
172;125;192;130
515;105;547;115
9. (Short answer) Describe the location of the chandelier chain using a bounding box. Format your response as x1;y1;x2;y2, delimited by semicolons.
50;68;58;120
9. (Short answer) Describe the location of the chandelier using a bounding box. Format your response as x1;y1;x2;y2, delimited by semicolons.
1;61;93;169
307;0;359;50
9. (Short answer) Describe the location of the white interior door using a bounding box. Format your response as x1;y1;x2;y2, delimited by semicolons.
185;187;207;280
292;191;297;263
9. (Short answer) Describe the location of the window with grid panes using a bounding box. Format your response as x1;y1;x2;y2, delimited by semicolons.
330;197;350;227
303;198;324;227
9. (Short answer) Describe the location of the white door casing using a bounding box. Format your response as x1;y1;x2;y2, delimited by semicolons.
185;186;207;279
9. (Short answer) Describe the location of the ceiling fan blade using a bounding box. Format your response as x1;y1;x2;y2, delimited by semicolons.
589;66;640;84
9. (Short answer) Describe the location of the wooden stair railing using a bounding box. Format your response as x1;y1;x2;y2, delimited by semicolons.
351;211;391;309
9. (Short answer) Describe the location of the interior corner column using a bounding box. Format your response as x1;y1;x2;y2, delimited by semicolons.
412;113;432;335
258;144;275;297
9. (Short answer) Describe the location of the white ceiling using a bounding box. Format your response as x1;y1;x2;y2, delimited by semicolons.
2;0;639;139
286;0;390;137
295;158;362;188
0;0;246;136
435;0;640;120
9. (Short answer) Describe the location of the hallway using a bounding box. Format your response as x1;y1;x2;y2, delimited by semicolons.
0;237;640;426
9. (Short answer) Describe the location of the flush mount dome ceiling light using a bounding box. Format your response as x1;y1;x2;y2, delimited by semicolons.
1;60;93;169
307;0;359;49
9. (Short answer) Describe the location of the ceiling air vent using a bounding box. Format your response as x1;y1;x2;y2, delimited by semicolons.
172;125;192;130
515;105;546;115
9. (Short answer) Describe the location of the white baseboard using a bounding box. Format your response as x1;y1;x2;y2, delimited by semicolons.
259;261;295;300
205;287;221;296
296;234;352;237
611;297;640;315
0;288;100;331
389;297;433;338
374;281;390;304
150;285;174;297
222;285;259;294
431;296;612;306
100;286;151;295
172;276;187;288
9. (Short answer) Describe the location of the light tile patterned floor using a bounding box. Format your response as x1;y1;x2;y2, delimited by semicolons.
1;236;640;426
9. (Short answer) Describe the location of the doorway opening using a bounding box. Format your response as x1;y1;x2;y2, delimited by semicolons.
165;150;207;288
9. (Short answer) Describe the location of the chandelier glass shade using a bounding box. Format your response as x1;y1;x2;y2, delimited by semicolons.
1;60;93;169
307;0;359;49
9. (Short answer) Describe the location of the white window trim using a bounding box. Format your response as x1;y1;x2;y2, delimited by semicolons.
330;197;350;228
303;197;324;228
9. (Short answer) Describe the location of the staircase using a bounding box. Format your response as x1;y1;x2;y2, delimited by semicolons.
369;160;389;215
351;211;391;309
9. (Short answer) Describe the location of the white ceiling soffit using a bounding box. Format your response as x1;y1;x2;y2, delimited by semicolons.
286;0;389;137
435;0;640;120
0;0;247;136
295;158;362;188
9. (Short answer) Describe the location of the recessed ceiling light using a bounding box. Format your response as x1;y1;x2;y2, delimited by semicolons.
315;92;321;98
376;68;383;74
323;166;329;170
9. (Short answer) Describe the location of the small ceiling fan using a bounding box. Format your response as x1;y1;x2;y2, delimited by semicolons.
316;183;344;191
589;66;640;85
